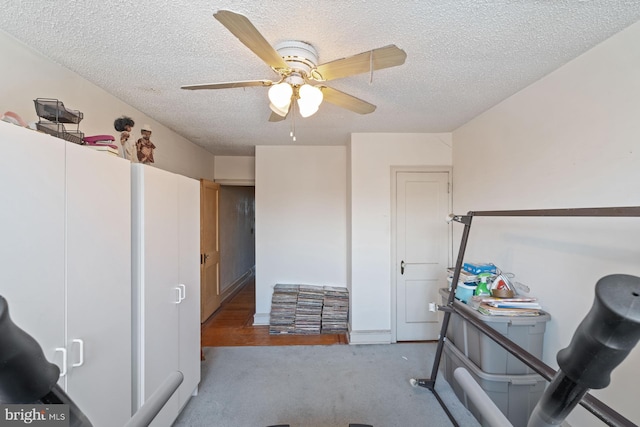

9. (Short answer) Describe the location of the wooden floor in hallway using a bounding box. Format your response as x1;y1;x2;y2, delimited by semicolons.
201;277;349;346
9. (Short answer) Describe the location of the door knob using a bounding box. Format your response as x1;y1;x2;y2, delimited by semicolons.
401;260;405;275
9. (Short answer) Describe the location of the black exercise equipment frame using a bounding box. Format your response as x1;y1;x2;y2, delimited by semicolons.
416;206;640;427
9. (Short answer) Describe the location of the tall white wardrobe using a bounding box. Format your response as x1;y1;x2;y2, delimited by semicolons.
1;122;201;426
0;121;132;426
131;163;201;427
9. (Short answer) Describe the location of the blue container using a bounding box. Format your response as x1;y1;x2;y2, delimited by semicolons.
454;282;477;304
463;262;497;275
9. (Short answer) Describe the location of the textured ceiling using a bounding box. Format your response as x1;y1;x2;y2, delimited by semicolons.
1;1;640;156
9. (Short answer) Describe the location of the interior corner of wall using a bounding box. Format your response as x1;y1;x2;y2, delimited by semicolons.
253;312;270;326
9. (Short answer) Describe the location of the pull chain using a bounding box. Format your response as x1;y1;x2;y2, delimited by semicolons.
290;99;297;141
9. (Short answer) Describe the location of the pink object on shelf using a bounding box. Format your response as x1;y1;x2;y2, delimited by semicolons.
84;134;115;144
83;134;118;149
1;111;28;127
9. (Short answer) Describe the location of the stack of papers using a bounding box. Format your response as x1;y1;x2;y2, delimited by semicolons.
269;284;350;335
86;144;119;156
321;286;349;334
294;285;324;334
471;296;542;316
477;304;541;317
485;298;541;309
447;268;478;283
269;284;299;334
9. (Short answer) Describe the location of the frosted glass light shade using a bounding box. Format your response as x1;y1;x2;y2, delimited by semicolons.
297;84;323;117
298;84;323;107
297;99;319;118
268;83;293;108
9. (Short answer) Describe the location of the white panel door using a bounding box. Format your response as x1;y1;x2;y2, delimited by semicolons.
396;171;450;341
0;123;66;375
140;165;180;427
65;143;131;426
177;175;201;409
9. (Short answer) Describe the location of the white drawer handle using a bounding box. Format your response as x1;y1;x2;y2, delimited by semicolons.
174;287;181;304
55;347;67;377
178;284;186;302
72;339;84;367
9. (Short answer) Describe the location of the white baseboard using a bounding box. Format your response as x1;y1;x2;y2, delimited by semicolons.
220;268;254;303
348;329;392;344
253;312;270;326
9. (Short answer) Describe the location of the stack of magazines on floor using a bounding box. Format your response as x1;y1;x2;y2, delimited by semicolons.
448;262;543;317
321;286;349;333
269;284;299;334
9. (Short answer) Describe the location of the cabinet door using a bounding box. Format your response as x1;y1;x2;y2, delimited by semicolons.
65;143;131;426
177;175;201;409
0;123;66;377
137;165;180;427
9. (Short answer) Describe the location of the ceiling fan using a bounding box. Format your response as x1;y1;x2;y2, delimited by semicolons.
181;10;407;121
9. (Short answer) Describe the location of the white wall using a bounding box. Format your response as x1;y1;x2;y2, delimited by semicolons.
0;30;214;180
452;21;640;426
350;133;452;343
254;146;347;324
214;156;255;184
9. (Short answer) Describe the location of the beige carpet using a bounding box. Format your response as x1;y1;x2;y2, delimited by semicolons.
174;343;479;427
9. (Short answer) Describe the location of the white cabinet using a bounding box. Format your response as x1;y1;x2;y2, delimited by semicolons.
131;164;200;426
0;122;132;427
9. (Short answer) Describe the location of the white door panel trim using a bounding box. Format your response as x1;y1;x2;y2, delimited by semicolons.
390;166;453;343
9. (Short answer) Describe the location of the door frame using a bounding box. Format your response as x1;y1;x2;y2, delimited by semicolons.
200;179;221;323
390;166;453;343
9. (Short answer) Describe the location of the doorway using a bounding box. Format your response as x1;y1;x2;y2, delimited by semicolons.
201;183;257;324
391;168;452;342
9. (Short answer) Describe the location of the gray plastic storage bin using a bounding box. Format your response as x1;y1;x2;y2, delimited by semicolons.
439;288;550;374
442;340;546;427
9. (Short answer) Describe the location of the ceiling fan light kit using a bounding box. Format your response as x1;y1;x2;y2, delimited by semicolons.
297;84;323;117
182;9;407;126
268;82;293;109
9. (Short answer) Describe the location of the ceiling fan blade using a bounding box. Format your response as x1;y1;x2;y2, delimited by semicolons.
214;10;289;71
268;101;291;121
268;111;287;122
319;86;376;114
313;45;407;81
181;80;273;90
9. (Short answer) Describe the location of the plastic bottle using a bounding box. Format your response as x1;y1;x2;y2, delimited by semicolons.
475;273;491;296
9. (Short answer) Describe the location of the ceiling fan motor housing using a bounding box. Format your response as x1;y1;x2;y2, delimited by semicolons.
275;40;319;84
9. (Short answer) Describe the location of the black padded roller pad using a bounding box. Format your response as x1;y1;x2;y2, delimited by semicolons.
557;274;640;389
0;295;60;403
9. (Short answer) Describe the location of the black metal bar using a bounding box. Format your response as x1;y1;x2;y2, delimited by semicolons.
468;206;640;218
451;299;638;427
582;394;639;427
427;216;473;383
415;216;473;425
431;388;460;427
420;206;640;426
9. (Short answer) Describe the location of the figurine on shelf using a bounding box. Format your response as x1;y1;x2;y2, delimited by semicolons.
136;124;156;164
113;116;136;161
